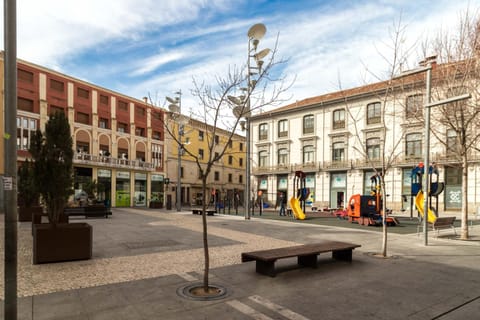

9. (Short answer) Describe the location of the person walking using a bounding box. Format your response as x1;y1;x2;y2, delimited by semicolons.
279;193;286;216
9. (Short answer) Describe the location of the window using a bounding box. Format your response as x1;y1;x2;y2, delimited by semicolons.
239;174;243;183
76;142;90;154
117;122;128;133
199;149;204;160
181;167;184;178
16;116;37;150
214;171;220;181
135;127;145;137
135;106;145;117
259;123;268;140
99;118;109;129
239;142;243;151
258;150;268;167
76;112;89;125
333;109;345;129
303;115;314;134
228;174;233;182
118;100;128;111
77;87;89;99
228;156;233;165
228;140;233;148
198;130;204;141
303;145;314;163
332;142;345;162
17;97;34;112
406;94;423;119
367;102;381;124
446;130;457;154
278;119;288;137
50;79;64;92
214;135;220;144
239;158;243;167
18;69;34;83
152;144;162;168
50;105;64;115
406;133;422;158
366;138;380;160
152;131;162;140
215;152;220;161
278;148;288;165
100;94;109;105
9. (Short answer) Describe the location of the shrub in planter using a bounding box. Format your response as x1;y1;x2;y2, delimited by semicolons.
17;159;42;222
30;111;92;264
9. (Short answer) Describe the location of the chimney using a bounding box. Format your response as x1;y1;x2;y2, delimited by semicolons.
142;96;148;104
419;55;437;68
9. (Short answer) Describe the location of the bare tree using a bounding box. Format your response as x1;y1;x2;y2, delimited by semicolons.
422;11;480;240
341;17;418;257
158;36;291;293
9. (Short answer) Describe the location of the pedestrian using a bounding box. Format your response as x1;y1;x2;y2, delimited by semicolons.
279;193;286;216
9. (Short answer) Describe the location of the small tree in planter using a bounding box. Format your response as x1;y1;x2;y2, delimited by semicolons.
17;159;42;222
29;111;92;264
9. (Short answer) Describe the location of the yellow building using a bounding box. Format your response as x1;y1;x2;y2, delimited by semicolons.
164;115;246;210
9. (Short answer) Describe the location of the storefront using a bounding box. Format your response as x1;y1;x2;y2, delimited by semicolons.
330;172;347;209
134;173;147;207
116;171;131;207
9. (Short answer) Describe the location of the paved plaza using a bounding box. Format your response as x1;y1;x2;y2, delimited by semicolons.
1;208;480;319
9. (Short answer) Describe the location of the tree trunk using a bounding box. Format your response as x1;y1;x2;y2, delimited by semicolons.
460;156;469;240
381;178;388;257
201;178;210;291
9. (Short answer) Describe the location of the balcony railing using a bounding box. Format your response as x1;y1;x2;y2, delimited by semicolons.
74;152;157;171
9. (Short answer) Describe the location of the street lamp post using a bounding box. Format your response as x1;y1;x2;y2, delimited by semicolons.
395;59;470;245
230;23;270;220
167;91;184;212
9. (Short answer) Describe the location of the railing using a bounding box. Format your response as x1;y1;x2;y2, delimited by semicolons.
74;152;157;171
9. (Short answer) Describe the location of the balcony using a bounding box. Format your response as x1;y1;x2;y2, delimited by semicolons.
323;160;350;170
74;152;157;171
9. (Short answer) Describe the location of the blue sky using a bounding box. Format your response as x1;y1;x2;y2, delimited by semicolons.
2;0;479;110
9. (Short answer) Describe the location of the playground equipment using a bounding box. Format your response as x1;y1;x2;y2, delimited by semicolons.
290;171;307;220
346;173;398;226
411;162;444;222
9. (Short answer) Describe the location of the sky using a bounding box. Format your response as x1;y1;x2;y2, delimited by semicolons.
2;0;480;112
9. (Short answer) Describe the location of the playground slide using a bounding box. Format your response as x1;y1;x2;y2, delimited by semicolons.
414;191;437;223
289;197;306;220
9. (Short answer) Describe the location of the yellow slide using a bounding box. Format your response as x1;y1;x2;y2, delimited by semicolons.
289;197;306;220
414;191;437;223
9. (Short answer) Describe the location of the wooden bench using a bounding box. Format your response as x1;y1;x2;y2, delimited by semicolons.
417;216;456;237
241;241;361;277
64;205;111;219
192;209;216;216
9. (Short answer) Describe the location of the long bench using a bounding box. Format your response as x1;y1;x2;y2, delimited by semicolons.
192;209;216;216
241;241;361;277
64;205;111;219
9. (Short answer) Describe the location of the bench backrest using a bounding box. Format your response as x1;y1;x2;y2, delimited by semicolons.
433;216;455;226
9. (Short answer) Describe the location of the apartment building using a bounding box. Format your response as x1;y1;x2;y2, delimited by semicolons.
164;114;246;208
249;60;480;212
0;55;167;208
